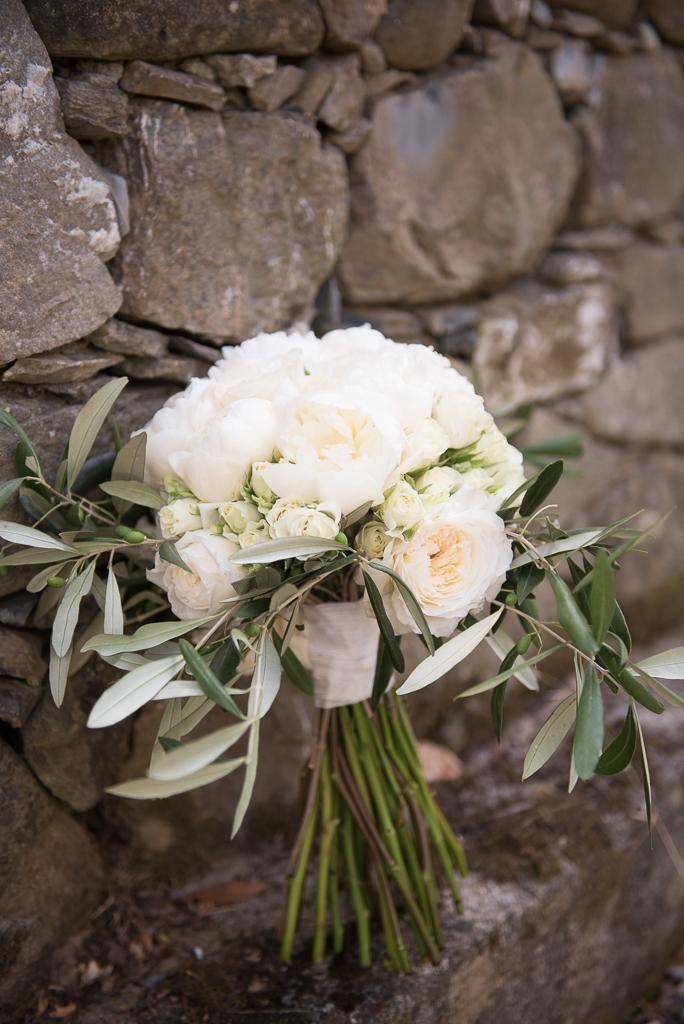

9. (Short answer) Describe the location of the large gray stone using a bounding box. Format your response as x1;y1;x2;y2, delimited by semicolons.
473;281;617;410
110;104;348;341
374;0;474;70
644;0;684;43
320;0;388;50
0;741;103;1014
559;336;684;449
338;39;579;304
616;242;684;344
0;0;121;363
546;0;638;30
572;52;684;228
54;64;129;140
120;60;226;111
23;0;324;60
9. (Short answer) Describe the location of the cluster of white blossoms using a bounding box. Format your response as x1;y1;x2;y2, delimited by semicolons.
145;327;523;637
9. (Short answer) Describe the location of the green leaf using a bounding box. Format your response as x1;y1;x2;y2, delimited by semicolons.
456;646;562;699
509;529;605;569
491;681;507;742
81;615;215;655
153;679;205;700
0;548;75;567
633;708;652;838
522;693;576;781
110;432;147;513
635;671;684;710
397;610;501;696
232;727;259;839
590;550;615;646
49;645;72;707
549;572;597;655
87;653;183;728
0;478;23;510
178;638;242;717
0;409;40;471
99;479;164;509
596;708;637;775
520;435;583;460
72;451;116;495
231;535;348;564
0;520;75;551
107;757;246;800
484;628;540;691
613;666;664;715
148;719;251;781
51;561;97;657
519;460;564;517
343;500;373;529
609;602;631;654
362;569;404;673
367;561;434;655
249;630;281;720
210;638;241;684
66;377;128;490
515;562;545;605
371;634;394;710
637;646;684;680
159;540;192;572
104;566;124;635
572;667;603;780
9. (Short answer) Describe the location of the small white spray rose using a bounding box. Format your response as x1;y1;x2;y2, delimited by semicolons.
433;388;491;452
356;520;389;560
147;529;245;620
380;480;424;537
248;461;277;512
414;466;462;504
219;500;261;535
158;498;202;539
474;427;525;499
267;499;341;540
375;490;512;637
398;418;450;474
239;519;272;548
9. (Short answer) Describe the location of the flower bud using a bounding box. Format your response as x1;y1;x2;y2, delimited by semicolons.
159;498;202;539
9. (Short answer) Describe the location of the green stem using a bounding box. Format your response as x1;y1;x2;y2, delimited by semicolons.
340;802;371;966
312;750;337;963
328;785;344;956
281;785;319;963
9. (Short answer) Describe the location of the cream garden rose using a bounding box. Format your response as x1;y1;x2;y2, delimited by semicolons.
356;520;389;560
147;529;245;620
376;490;513;637
267;499;341;540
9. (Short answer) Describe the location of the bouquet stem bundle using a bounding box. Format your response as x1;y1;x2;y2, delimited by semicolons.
281;693;467;970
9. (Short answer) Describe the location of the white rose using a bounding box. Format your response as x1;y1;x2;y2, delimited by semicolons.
356;520;389;560
239;520;272;548
414;466;462;504
158;498;202;539
398;418;450;474
147;530;245;620
168;399;277;503
219;500;261;535
247;461;277;512
380;480;424;537
433;387;492;452
473;427;525;499
261;390;403;515
375;490;512;637
267;499;341;539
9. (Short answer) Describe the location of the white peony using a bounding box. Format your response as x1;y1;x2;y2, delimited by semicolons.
261;390;404;515
159;498;202;539
374;490;512;637
379;480;424;537
267;499;341;539
147;530;245;620
167;399;277;503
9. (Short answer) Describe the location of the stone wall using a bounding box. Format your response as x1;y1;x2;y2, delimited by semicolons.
1;0;683;1013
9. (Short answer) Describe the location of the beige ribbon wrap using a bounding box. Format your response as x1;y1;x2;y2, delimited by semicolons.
297;601;381;709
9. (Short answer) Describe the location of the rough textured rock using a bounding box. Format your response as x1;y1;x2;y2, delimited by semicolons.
2;344;123;383
328;118;373;154
559;336;684;448
22;657;131;812
120;60;226;110
549;38;594;102
320;0;388;49
473;281;617;409
119;353;208;384
644;0;684;44
0;0;122;363
338;40;579;304
473;0;530;37
248;65;306;112
23;0;325;60
206;54;276;88
0;741;104;1014
375;0;474;70
539;250;608;285
317;56;365;131
616;242;684;343
0;678;40;728
572;52;684;227
87;318;169;358
110;103;348;340
0;626;46;688
546;0;638;30
54;65;129;139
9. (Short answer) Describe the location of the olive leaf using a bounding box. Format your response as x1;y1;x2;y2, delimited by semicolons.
66;376;128;490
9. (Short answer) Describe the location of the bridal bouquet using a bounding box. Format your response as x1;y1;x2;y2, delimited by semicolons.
1;327;682;971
